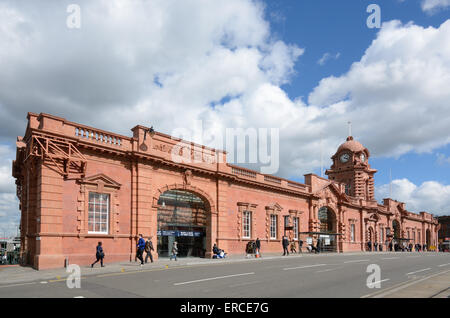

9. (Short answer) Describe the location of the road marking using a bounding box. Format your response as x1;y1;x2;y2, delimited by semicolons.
406;256;421;258
367;279;390;288
362;269;450;298
438;263;450;267
283;264;327;271
228;280;261;288
315;268;338;273
74;296;85;298
344;259;370;263
382;257;399;260
406;268;431;275
40;281;48;284
174;272;255;286
0;282;36;289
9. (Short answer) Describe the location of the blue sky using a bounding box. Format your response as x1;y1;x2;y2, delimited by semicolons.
0;0;450;236
264;0;450;187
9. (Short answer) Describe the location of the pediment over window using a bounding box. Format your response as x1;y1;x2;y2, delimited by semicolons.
78;173;121;189
265;202;283;212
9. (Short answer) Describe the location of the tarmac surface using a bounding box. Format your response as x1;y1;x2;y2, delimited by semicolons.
0;251;449;298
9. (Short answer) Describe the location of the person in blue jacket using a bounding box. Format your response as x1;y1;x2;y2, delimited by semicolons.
136;234;145;266
91;242;105;268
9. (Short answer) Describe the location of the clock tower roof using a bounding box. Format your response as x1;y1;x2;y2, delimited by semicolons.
336;136;367;154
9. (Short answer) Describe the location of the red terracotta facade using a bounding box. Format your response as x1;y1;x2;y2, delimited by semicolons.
12;113;439;269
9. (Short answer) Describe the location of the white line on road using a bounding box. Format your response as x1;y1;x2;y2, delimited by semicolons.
283;264;327;271
406;268;431;275
315;268;339;273
344;259;370;263
382;257;399;260
174;272;255;286
367;279;390;288
438;263;450;267
228;280;261;288
0;282;36;289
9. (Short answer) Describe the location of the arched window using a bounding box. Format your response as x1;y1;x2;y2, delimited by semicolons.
318;207;336;233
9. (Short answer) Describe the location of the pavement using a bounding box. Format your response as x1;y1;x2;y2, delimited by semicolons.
0;251;449;298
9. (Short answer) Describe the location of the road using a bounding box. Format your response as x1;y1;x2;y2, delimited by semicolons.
0;252;449;298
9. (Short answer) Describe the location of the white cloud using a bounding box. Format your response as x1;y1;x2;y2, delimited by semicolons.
421;0;450;13
317;52;341;66
436;153;450;165
376;178;450;216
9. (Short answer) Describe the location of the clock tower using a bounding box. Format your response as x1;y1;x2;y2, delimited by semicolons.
325;136;377;200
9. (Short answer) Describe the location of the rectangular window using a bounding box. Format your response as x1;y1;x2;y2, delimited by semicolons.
351;224;355;242
270;215;277;239
413;230;416;243
243;211;252;239
293;217;299;240
284;215;289;228
88;192;109;234
379;225;384;243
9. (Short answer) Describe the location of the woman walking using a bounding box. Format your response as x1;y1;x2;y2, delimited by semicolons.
91;242;105;268
170;241;178;261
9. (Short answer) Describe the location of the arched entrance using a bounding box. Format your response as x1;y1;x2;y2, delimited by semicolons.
426;229;431;249
367;227;374;251
318;206;337;252
157;189;209;258
392;220;401;251
392;220;400;239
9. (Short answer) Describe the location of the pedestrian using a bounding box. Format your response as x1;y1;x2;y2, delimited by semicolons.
136;234;145;266
145;236;154;263
282;236;289;256
298;239;303;253
170;241;178;261
388;241;392;252
213;243;220;257
367;240;372;252
374;242;378;252
290;240;297;254
255;238;261;256
316;238;321;254
91;241;105;268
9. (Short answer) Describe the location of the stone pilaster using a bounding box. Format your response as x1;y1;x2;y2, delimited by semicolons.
35;162;64;269
216;180;228;251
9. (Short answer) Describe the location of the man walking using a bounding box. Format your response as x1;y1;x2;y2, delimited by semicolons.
282;236;289;256
145;236;154;263
136;234;145;266
255;238;261;257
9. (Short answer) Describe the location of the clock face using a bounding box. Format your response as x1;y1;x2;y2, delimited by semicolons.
360;153;366;162
340;153;350;163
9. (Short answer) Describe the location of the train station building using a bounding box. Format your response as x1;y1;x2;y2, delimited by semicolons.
12;113;439;269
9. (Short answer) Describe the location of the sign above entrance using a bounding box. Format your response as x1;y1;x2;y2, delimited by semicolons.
157;230;203;237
